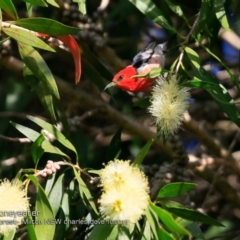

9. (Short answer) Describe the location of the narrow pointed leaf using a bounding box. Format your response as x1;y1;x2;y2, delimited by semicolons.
129;0;176;33
15;18;80;35
73;0;86;14
106;128;122;161
32;134;45;165
22;0;48;7
150;203;190;235
27;115;78;160
133;139;153;166
73;167;98;214
0;0;18;20
28;175;55;240
18;43;60;99
48;174;64;217
3;27;55;52
88;224;114;240
214;0;230;30
45;0;59;7
157;182;197;198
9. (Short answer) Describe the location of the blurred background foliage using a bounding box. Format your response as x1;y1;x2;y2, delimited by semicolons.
1;0;240;239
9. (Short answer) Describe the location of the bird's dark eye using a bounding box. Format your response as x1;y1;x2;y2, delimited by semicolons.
117;75;124;81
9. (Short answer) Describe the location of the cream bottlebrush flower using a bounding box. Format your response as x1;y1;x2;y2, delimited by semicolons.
148;76;190;136
0;179;29;236
99;160;149;223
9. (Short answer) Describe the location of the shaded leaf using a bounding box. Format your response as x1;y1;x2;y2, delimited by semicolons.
161;201;224;227
0;0;18;20
15;18;80;35
73;167;98;214
106;128;122;161
18;43;60;100
129;0;176;33
57;35;81;84
88;223;114;240
157;227;175;240
133;139;153;166
23;65;57;121
157;182;197;198
31;134;45;166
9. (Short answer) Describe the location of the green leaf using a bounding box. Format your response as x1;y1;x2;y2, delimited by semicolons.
73;167;98;214
150;203;190;235
185;47;201;69
23;66;57;121
45;174;57;196
106;128;122;161
185;47;240;128
27;115;78;160
133;139;154;166
25;213;37;240
15;18;80;35
161;201;224;227
213;0;230;30
88;224;114;240
28;175;55;240
129;0;176;33
73;0;86;14
3;27;55;52
193;1;213;36
3;229;15;240
45;0;59;7
49;174;64;217
176;218;206;239
0;0;18;20
157;227;175;240
22;0;48;7
10;121;40;141
165;0;188;24
42;141;71;160
157;182;197;198
145;205;159;240
32;134;45;165
18;43;60;100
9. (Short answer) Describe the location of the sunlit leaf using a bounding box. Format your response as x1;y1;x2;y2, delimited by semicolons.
73;0;86;14
48;174;64;217
3;26;55;51
213;0;230;30
28;175;55;240
22;0;48;7
27;115;78;160
150;203;190;235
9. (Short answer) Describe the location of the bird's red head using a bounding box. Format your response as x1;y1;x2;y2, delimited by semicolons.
105;66;155;92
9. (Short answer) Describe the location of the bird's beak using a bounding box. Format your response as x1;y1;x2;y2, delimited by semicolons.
104;82;116;91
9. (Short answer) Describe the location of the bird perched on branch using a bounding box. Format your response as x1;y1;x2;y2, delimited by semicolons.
104;42;167;92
